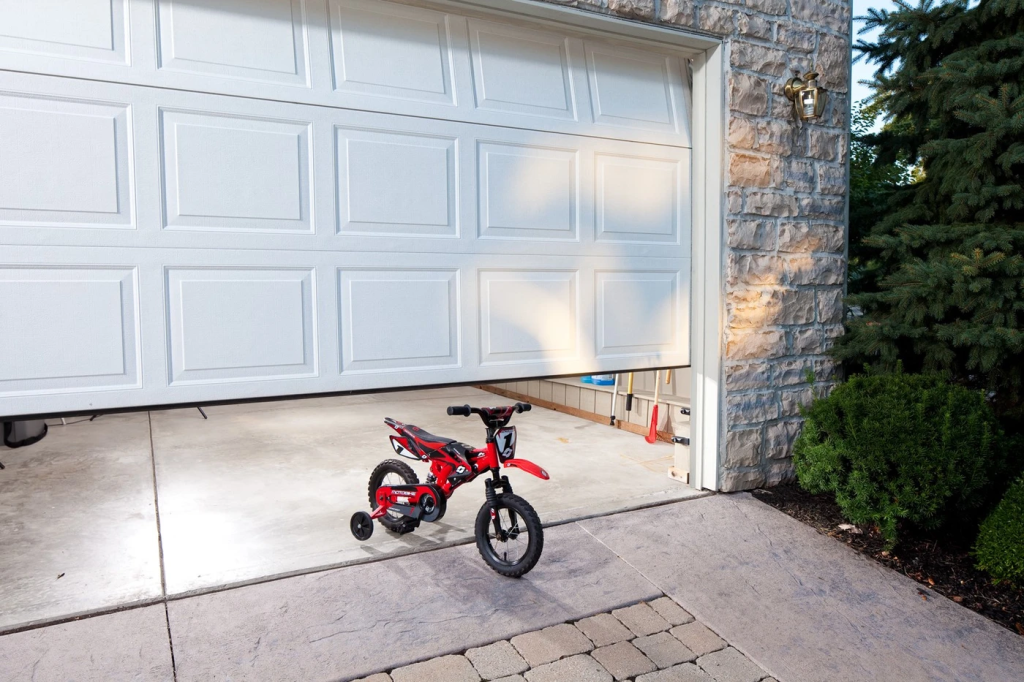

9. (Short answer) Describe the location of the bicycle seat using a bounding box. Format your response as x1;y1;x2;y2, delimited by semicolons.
399;423;455;449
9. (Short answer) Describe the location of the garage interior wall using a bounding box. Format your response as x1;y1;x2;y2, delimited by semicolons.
485;369;692;435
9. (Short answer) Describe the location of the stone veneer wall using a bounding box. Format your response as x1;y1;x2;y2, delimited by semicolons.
537;0;852;491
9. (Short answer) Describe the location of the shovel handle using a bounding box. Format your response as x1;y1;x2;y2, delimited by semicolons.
609;374;620;426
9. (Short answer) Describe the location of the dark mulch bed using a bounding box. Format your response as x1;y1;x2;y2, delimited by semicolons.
751;483;1024;637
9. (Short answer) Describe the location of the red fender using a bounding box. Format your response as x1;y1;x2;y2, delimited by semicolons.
503;458;550;480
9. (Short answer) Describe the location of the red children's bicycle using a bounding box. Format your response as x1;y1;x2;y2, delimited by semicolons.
349;402;549;577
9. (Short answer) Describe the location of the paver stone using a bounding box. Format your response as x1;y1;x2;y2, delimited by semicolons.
390;655;480;682
575;613;634;647
696;647;766;682
670;622;726;657
613;603;671;636
591;641;657;680
466;641;529;680
634;631;697;668
524;654;612;682
511;623;593;666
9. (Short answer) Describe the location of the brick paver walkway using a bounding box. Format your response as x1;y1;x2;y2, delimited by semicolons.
356;597;774;682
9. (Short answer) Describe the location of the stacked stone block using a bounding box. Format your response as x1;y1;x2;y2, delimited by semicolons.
539;0;851;490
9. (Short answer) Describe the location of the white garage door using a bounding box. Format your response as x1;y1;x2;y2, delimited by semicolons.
0;0;694;418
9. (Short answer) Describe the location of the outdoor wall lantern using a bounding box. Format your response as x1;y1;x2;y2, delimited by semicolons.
784;71;828;122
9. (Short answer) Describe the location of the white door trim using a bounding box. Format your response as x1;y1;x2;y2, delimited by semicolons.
688;45;725;491
448;0;720;53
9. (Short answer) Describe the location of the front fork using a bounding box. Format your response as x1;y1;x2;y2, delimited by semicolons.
484;471;516;539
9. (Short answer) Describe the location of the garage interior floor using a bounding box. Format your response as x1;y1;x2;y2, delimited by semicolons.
0;386;702;632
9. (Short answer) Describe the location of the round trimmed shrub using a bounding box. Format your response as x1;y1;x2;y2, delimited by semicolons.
975;477;1024;585
793;369;1006;546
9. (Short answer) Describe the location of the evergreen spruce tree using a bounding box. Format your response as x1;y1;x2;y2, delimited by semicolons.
839;0;1024;413
847;102;912;294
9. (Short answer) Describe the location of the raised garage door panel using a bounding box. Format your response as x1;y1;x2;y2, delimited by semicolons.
0;0;692;417
0;0;693;147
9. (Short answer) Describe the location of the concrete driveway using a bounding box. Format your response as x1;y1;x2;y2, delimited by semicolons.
2;494;1022;681
0;386;700;631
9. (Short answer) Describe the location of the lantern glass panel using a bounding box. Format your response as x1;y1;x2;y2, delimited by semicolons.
814;88;828;117
800;89;816;119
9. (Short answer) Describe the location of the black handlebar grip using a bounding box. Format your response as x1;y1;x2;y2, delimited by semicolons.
447;404;471;417
515;402;532;413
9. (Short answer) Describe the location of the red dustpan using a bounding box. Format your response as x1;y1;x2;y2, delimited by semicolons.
645;370;661;444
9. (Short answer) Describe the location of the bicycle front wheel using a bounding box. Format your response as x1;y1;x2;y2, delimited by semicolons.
475;493;543;577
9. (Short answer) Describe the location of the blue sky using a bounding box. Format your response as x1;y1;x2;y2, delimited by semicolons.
851;0;898;106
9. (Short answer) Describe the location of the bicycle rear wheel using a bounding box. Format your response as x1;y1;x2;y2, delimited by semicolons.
367;459;420;535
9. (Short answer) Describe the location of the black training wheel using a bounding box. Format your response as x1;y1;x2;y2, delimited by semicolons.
350;511;374;541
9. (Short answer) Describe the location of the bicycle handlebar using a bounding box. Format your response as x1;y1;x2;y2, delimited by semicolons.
446;402;532;418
